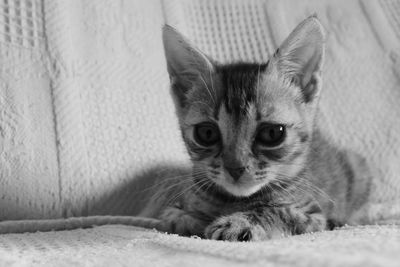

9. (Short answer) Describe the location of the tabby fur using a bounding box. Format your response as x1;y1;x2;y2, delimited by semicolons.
139;16;371;241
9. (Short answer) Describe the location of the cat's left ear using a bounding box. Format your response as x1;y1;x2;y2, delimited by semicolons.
272;16;325;103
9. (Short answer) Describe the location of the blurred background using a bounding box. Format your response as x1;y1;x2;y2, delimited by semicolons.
0;0;399;222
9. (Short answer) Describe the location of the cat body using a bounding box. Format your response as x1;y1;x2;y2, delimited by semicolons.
140;16;371;241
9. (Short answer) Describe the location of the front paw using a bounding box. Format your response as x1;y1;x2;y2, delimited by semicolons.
204;213;267;242
159;206;204;236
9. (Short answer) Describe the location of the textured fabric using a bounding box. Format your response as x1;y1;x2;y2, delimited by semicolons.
0;0;190;219
0;224;399;267
0;216;161;234
0;0;60;219
0;0;399;223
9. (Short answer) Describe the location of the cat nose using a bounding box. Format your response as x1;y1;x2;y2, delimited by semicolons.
226;167;246;182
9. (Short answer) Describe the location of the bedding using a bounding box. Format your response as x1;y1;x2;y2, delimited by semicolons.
0;222;399;267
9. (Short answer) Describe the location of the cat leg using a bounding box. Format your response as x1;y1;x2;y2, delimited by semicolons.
284;200;327;235
158;203;206;237
204;211;283;241
205;200;326;241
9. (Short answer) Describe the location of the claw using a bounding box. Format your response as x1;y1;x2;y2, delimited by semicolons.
237;228;252;242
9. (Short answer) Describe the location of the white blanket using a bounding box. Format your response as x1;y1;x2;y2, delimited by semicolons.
0;223;399;267
0;0;399;223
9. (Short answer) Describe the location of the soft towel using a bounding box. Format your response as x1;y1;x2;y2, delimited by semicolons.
0;223;399;267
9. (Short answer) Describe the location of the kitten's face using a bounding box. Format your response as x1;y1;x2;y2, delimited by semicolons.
163;17;325;197
179;64;314;196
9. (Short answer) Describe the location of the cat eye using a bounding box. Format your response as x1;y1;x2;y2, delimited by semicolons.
256;124;286;147
194;123;220;146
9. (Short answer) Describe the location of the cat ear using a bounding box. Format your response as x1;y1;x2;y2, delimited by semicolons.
163;25;214;106
272;16;325;103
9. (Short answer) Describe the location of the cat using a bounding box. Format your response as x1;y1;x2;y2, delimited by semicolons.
139;15;372;241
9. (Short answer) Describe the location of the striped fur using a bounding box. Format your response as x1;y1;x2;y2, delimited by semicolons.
140;16;372;241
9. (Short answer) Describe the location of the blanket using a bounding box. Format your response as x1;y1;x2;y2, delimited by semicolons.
0;0;399;226
0;223;399;267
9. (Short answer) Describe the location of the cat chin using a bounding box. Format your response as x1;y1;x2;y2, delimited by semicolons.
214;179;266;197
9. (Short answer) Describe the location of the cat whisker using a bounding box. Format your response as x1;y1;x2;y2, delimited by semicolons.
192;178;213;197
139;171;208;205
165;174;208;206
275;174;335;205
135;170;205;194
256;168;335;205
256;176;299;201
271;182;298;201
150;180;194;203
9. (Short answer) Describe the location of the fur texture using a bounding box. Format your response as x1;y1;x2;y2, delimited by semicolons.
140;16;372;241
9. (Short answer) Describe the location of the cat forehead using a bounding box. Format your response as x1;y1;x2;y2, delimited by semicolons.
186;62;302;123
218;62;268;120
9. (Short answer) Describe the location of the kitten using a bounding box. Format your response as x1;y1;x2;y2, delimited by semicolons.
140;16;372;241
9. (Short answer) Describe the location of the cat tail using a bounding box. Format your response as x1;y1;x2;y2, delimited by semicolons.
0;216;164;234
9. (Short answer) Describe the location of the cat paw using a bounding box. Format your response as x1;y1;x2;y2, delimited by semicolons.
204;214;266;242
159;206;204;236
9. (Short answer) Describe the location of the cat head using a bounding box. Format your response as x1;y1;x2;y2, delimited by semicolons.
163;16;325;197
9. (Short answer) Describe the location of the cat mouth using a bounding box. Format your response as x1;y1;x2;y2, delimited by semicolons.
213;178;266;197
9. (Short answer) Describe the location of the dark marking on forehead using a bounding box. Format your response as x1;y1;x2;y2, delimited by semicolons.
217;62;269;122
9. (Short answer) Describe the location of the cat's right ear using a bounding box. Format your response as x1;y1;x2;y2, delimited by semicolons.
163;25;214;107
